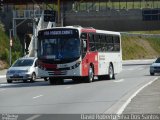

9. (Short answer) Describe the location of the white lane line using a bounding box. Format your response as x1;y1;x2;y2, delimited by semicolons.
117;77;158;114
33;95;43;99
0;89;6;92
0;75;6;78
114;79;124;83
65;86;72;89
26;115;41;120
0;83;16;87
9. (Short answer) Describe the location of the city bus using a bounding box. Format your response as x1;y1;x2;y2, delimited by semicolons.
37;26;122;85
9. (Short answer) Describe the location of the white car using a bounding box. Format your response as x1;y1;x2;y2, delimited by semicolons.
6;57;47;83
150;57;160;76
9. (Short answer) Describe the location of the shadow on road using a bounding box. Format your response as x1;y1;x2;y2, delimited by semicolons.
0;78;110;88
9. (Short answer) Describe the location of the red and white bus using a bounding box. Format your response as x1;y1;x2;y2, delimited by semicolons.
37;26;122;84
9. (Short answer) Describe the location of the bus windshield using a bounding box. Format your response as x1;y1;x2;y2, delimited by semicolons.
39;37;80;61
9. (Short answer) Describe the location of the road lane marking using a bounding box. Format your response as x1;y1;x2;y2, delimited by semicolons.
0;75;6;78
0;89;6;92
0;83;18;87
33;95;43;99
114;79;124;83
26;115;41;120
117;77;158;114
65;86;72;89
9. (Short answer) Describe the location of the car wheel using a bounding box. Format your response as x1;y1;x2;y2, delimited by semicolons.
44;77;48;81
150;72;154;76
30;73;36;82
7;79;12;83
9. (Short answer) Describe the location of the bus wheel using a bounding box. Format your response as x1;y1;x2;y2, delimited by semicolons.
7;79;12;83
49;78;56;85
56;79;64;85
108;64;115;80
86;66;94;83
98;76;105;80
150;72;154;76
73;79;80;83
49;78;64;85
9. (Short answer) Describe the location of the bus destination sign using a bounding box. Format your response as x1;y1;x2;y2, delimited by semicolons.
39;29;79;38
43;30;73;36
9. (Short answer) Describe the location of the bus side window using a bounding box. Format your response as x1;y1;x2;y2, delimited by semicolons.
106;35;114;52
94;34;99;51
113;36;120;52
101;35;106;52
97;35;102;52
89;33;95;51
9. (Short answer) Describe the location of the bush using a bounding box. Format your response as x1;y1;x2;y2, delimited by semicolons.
0;48;9;60
0;25;23;66
11;37;23;64
12;51;22;64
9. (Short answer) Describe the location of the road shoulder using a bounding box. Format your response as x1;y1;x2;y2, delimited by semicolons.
123;78;160;113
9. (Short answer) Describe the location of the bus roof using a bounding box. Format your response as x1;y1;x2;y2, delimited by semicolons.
96;29;120;36
39;26;120;36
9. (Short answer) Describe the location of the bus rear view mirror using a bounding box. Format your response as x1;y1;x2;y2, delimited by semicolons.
83;40;87;48
81;33;87;39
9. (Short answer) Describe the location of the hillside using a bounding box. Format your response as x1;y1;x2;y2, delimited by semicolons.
0;22;22;70
0;23;9;70
122;35;160;60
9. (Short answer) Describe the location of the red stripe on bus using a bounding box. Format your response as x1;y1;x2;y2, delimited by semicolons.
82;52;98;76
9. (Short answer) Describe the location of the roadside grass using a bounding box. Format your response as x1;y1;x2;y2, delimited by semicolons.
0;26;9;69
129;30;160;34
0;22;22;69
122;35;147;60
122;35;160;60
0;26;9;60
146;37;160;54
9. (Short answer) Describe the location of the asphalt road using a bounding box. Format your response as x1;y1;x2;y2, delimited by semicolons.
0;60;158;120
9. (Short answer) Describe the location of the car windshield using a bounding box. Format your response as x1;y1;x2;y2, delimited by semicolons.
155;58;160;63
12;59;34;67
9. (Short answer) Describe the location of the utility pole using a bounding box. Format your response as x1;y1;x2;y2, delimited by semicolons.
58;0;60;26
0;0;3;11
9;29;13;66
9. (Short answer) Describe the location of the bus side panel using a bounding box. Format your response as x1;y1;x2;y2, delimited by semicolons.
98;52;122;75
82;52;98;76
